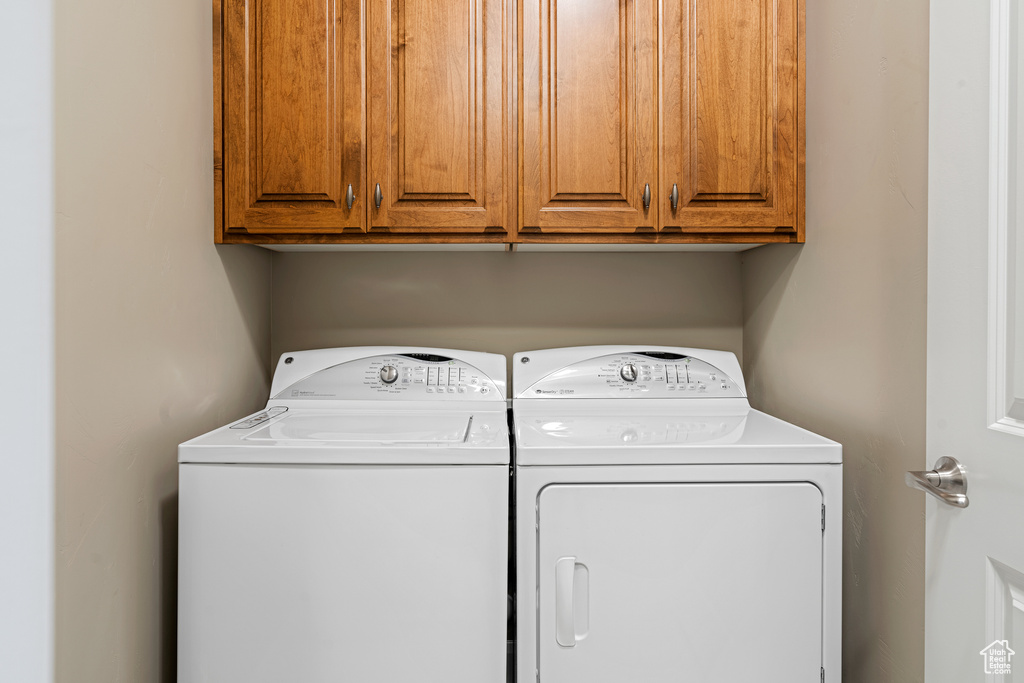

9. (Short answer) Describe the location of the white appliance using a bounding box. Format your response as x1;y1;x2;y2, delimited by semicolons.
512;346;842;683
178;347;509;683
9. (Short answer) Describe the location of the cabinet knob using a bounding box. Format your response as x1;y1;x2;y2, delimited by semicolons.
374;183;383;209
670;183;679;211
642;183;651;210
345;184;355;210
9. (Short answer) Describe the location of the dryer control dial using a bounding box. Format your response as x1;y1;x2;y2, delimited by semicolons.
620;363;638;382
379;365;398;384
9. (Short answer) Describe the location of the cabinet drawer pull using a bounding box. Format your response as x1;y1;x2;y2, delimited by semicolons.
642;183;651;210
345;184;355;210
374;183;383;209
670;183;679;211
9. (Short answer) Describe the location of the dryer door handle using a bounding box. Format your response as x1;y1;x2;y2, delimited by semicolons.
555;557;576;646
555;557;589;647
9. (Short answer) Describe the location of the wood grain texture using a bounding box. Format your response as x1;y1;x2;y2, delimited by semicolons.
367;0;509;232
214;0;224;242
219;229;795;245
515;231;800;244
212;0;803;245
258;0;329;195
661;0;803;235
400;2;470;194
521;0;659;232
693;0;766;198
223;0;364;233
555;0;621;194
220;232;511;245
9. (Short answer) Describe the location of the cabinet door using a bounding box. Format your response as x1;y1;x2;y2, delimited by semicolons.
367;0;510;235
521;0;659;234
537;483;822;683
661;0;803;236
222;0;364;235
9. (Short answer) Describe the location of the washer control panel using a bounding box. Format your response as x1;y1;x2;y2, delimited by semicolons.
519;352;744;398
273;353;503;400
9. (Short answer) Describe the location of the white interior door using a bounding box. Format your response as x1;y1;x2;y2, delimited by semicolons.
537;483;823;683
927;0;1024;679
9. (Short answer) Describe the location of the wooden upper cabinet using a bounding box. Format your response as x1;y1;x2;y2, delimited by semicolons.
221;0;365;236
520;0;660;234
214;0;804;244
367;0;511;235
660;0;804;237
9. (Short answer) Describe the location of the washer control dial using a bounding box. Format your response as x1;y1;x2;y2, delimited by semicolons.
379;365;398;384
620;363;638;382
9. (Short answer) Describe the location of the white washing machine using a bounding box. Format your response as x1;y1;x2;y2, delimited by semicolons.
178;347;509;683
512;346;842;683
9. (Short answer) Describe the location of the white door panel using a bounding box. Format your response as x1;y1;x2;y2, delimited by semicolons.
928;0;1024;679
178;464;508;683
537;483;823;683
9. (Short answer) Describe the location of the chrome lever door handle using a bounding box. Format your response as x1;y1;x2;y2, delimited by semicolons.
345;184;355;210
642;183;651;210
905;456;969;508
670;183;679;211
374;183;383;209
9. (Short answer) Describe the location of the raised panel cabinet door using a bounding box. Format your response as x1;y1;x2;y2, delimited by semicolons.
367;0;511;235
521;0;659;234
660;0;804;237
222;0;364;235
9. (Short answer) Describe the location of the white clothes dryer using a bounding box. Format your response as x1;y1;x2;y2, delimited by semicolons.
512;346;841;683
178;347;509;683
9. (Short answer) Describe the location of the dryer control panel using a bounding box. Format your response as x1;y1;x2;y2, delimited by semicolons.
515;349;745;399
272;352;504;400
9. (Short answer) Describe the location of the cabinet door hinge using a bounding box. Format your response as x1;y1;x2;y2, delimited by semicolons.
821;504;826;532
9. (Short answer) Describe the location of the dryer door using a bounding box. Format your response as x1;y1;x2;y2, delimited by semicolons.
537;482;823;683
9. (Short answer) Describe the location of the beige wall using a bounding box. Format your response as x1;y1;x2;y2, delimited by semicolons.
741;0;929;680
54;1;272;681
51;0;924;679
271;251;744;374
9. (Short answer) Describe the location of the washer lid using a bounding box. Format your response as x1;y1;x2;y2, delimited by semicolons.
242;413;472;444
179;408;509;465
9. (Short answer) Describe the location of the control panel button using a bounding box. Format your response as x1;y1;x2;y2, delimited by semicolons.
620;363;638;382
379;365;398;384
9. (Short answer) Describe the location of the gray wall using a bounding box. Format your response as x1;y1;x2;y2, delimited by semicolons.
740;0;929;680
271;251;745;375
54;1;272;680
